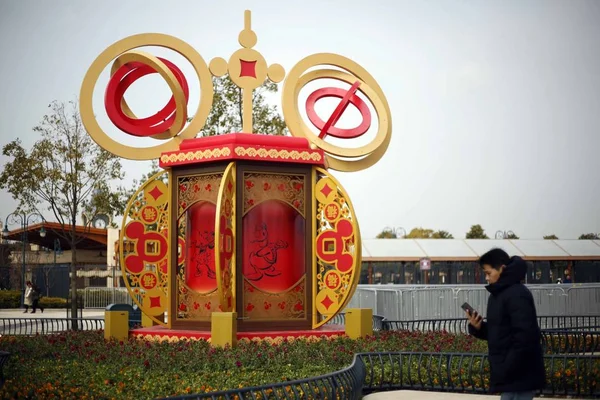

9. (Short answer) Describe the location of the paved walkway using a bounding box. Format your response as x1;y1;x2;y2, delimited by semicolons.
364;391;565;399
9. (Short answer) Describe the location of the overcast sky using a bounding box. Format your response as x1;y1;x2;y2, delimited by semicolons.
0;0;599;239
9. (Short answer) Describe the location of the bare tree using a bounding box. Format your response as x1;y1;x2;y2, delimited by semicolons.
0;100;126;326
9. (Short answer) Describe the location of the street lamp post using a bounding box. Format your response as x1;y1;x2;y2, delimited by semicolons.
384;226;406;238
45;238;62;297
495;230;515;239
2;212;46;308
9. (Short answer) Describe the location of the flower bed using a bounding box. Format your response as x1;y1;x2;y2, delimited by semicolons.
541;331;600;354
361;352;600;395
0;330;483;399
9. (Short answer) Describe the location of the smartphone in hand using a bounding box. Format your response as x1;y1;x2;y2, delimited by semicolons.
461;302;475;315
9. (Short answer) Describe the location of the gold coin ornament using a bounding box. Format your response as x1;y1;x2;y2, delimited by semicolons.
281;54;392;172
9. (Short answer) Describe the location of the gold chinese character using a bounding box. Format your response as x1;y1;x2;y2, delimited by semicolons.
327;273;339;288
143;207;157;221
325;204;338;220
142;274;157;288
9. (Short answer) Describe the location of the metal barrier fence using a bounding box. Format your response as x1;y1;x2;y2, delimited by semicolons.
541;330;600;355
347;284;600;320
329;314;600;335
83;287;138;309
167;352;600;399
159;355;366;400
81;284;600;318
359;352;600;398
0;318;142;335
0;318;104;335
325;313;386;331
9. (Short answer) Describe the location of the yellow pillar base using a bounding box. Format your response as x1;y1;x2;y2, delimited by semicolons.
142;313;163;327
345;308;373;339
211;312;237;348
104;310;129;341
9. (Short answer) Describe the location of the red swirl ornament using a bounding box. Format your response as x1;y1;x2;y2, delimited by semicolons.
305;81;371;139
105;57;190;137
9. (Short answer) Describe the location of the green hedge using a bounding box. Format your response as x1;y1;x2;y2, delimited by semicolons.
0;290;20;308
40;297;67;308
0;290;67;309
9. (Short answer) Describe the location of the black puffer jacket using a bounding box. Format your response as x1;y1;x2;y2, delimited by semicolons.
468;256;546;393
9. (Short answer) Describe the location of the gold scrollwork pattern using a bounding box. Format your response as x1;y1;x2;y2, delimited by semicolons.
160;147;232;165
243;173;305;216
215;162;236;312
176;281;220;319
234;147;322;162
312;167;361;328
243;278;306;320
177;174;222;216
120;171;170;326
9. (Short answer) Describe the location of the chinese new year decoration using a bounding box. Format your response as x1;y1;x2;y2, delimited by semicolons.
80;10;391;332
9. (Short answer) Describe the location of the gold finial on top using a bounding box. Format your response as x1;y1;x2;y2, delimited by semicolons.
239;10;257;49
207;10;285;134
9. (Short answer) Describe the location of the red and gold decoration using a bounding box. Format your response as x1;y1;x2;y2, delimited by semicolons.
176;173;222;322
312;168;361;328
82;10;391;336
120;172;170;326
241;172;307;322
215;163;236;312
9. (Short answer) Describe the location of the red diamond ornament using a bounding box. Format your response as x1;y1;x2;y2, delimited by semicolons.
149;296;161;308
321;295;334;310
148;185;163;201
240;59;257;78
320;183;333;198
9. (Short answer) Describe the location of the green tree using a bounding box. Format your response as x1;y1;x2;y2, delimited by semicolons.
466;224;489;239
403;228;454;239
0;100;125;325
405;227;434;238
505;232;520;239
376;230;397;239
197;76;287;136
579;233;599;240
432;230;454;239
544;234;559;240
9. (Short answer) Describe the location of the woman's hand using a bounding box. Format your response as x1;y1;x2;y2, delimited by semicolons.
466;310;483;330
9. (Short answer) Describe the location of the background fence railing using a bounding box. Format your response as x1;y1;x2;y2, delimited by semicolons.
541;330;600;355
0;318;104;335
162;352;600;399
82;287;138;309
157;355;366;400
81;284;600;318
347;284;600;320
359;352;600;398
328;313;600;335
0;317;142;335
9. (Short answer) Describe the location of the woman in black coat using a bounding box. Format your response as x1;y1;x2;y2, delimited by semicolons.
467;249;545;400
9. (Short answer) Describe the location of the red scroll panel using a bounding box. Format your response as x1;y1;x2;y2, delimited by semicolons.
184;201;217;293
242;200;305;293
